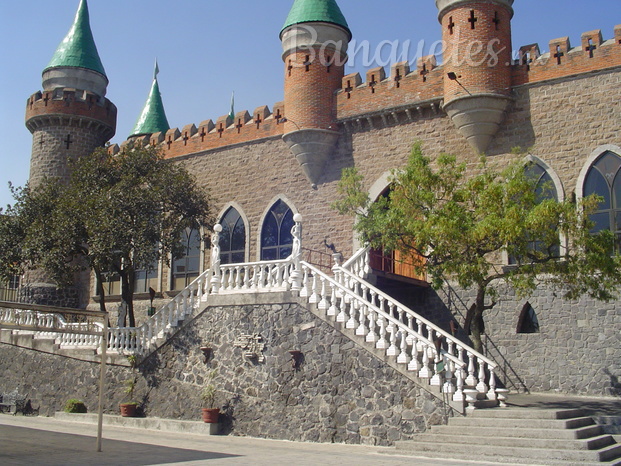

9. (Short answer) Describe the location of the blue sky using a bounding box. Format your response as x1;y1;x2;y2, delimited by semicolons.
0;0;619;208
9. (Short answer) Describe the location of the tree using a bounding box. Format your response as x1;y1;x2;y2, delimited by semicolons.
334;142;621;353
0;144;212;326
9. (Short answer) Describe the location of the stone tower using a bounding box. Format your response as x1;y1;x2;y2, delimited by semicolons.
437;0;514;154
280;0;351;187
24;0;116;307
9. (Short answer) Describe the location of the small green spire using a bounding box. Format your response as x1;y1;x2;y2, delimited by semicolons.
130;62;170;138
44;0;106;77
281;0;351;39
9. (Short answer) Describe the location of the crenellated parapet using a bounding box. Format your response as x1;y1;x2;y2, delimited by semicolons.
25;88;116;140
116;103;287;159
513;25;621;86
337;56;444;121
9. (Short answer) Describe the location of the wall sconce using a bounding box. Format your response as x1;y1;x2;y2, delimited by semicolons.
447;72;472;95
289;350;303;370
200;346;212;363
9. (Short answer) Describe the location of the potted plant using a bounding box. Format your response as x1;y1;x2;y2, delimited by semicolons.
201;369;219;423
119;376;139;417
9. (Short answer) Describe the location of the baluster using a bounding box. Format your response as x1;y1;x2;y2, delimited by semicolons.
386;323;398;356
257;265;265;289
453;362;465;402
397;329;410;364
317;278;329;310
355;304;368;336
405;314;415;345
308;274;319;303
300;266;310;297
241;265;249;289
366;308;378;343
345;298;357;329
477;360;488;394
407;333;420;372
336;294;347;323
376;315;388;349
465;352;477;387
487;367;497;400
369;290;377;309
443;356;455;394
327;283;338;316
430;341;443;386
419;344;431;378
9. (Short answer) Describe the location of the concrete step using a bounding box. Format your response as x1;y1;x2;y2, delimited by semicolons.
431;423;604;440
448;414;596;430
395;439;621;463
402;432;616;450
468;407;585;420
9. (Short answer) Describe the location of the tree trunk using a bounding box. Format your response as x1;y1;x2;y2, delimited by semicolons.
120;267;136;327
469;286;487;354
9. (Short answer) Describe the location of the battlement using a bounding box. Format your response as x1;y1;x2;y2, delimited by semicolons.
337;56;445;120
111;103;286;159
513;25;621;85
25;88;117;133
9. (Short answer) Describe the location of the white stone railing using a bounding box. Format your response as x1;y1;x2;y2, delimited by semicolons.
335;248;500;406
299;261;475;403
340;246;371;278
214;260;293;294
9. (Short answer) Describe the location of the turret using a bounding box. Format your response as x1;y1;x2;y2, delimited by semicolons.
437;0;514;154
23;0;116;307
128;62;170;142
280;0;351;187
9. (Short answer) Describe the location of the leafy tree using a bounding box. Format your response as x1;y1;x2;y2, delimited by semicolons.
334;142;621;352
0;144;212;326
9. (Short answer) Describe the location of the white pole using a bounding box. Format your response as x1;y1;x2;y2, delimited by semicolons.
96;317;108;452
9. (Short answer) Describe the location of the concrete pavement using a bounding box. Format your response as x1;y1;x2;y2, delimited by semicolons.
0;414;498;466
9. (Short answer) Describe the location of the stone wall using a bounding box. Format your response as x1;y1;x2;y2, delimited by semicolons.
0;294;449;446
402;282;621;398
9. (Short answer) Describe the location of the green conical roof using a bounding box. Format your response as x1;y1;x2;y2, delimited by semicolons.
44;0;106;77
281;0;351;38
130;71;170;138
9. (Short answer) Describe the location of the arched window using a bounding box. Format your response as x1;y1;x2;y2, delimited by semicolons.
220;207;246;264
517;302;540;334
508;162;559;264
584;151;621;248
172;227;202;290
261;200;294;260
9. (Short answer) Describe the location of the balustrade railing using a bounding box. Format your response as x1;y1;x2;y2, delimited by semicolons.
298;261;478;402
336;247;499;404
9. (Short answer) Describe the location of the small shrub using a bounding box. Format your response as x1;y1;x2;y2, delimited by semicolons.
64;399;87;413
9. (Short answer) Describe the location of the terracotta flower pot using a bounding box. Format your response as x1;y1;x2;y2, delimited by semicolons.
120;403;138;417
201;408;219;423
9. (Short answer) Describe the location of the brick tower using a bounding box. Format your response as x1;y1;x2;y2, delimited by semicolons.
437;0;514;154
24;0;116;307
280;0;351;187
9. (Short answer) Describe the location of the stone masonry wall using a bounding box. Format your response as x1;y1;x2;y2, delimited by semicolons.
0;294;449;446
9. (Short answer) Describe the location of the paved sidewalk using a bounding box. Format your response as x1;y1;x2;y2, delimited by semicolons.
0;414;495;466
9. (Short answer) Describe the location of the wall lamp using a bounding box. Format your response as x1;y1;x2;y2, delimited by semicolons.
447;72;472;95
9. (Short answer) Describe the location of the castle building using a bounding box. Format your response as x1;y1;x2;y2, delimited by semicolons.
7;0;621;448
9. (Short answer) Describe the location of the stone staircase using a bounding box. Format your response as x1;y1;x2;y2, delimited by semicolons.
393;407;621;464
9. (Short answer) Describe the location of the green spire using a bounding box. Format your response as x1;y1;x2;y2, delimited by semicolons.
44;0;106;77
281;0;351;38
130;62;170;138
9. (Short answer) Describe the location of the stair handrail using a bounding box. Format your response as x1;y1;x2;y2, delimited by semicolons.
336;261;497;372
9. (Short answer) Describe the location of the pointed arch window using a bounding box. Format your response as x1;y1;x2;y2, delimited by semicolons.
517;302;540;334
172;226;202;290
508;162;560;264
261;200;294;260
584;151;621;249
220;207;246;264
